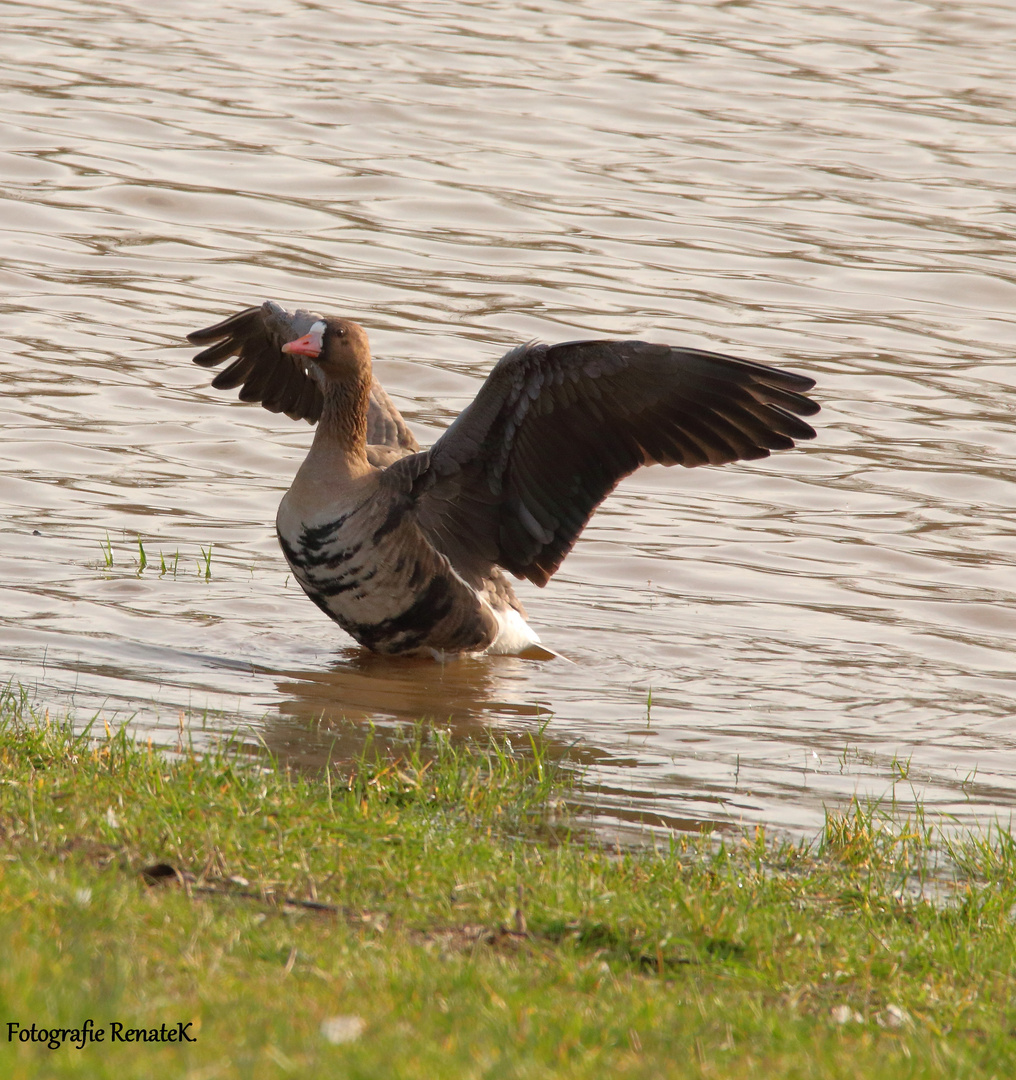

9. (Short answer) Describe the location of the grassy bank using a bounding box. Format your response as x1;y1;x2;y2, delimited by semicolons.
0;685;1014;1078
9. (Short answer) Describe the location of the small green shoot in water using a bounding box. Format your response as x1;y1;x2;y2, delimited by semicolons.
199;545;213;580
97;536;193;578
159;549;181;577
891;754;913;782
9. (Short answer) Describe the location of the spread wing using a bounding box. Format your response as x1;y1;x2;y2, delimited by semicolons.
392;339;819;587
187;301;419;452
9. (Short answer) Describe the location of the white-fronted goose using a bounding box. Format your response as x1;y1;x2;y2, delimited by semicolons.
188;301;819;659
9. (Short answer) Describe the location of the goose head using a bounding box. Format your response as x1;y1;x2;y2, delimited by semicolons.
282;317;371;388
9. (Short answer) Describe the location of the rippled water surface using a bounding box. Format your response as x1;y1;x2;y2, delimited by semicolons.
4;0;1016;835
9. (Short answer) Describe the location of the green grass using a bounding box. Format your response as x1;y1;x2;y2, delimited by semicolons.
0;683;1015;1078
94;534;197;577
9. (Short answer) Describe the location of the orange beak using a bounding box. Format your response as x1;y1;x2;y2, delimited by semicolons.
281;329;323;358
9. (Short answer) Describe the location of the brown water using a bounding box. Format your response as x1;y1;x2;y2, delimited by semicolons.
3;0;1016;835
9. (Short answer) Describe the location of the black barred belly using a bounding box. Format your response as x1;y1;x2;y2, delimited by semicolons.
276;518;496;656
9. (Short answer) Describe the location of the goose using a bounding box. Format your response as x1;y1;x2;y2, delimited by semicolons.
188;301;818;659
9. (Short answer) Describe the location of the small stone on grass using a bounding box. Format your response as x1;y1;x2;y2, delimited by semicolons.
320;1016;366;1044
831;1005;863;1025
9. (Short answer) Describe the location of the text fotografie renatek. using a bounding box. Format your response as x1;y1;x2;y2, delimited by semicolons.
6;1020;198;1048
